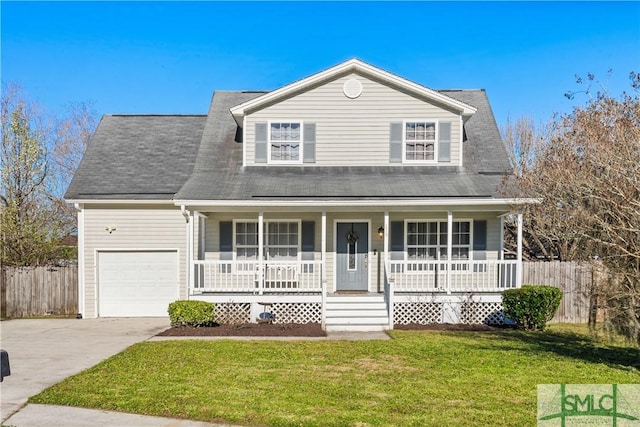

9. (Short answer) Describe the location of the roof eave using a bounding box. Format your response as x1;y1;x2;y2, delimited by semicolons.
173;197;540;208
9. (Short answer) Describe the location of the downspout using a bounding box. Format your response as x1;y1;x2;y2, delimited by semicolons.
181;205;192;300
73;203;85;318
180;205;190;223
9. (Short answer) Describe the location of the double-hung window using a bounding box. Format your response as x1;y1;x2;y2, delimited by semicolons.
265;222;299;260
406;221;471;270
405;121;436;161
234;221;299;261
270;122;301;162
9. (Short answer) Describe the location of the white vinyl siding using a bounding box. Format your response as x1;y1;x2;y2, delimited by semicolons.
245;73;461;166
82;206;187;318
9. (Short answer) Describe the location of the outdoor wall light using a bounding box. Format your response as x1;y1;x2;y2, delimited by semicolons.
377;226;384;239
105;226;117;234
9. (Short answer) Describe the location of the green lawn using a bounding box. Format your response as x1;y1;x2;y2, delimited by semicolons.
31;324;639;426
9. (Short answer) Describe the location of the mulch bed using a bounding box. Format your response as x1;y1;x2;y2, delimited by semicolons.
157;322;511;337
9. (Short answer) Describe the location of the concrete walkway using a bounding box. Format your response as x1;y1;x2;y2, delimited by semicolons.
1;318;390;426
5;404;230;427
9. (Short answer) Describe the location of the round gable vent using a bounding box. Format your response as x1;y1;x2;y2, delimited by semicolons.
343;78;363;99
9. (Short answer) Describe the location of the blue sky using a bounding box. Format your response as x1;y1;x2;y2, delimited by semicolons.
2;1;639;129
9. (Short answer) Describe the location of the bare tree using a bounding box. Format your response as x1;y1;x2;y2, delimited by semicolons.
504;73;640;345
501;117;590;261
1;83;97;266
52;101;97;192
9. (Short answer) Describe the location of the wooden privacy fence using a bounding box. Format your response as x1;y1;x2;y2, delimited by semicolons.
1;265;78;318
522;261;592;323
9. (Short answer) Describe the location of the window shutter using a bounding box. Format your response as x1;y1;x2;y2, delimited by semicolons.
301;221;315;261
438;122;451;162
255;122;268;163
303;123;316;163
389;122;403;163
390;220;404;260
473;220;487;271
219;221;233;261
473;220;487;251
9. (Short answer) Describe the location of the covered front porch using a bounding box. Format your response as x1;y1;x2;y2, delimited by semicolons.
179;201;524;330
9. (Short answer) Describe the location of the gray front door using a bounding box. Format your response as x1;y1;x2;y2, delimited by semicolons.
336;222;369;291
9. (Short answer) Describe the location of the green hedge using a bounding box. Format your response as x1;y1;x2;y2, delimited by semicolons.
168;300;216;327
502;285;562;331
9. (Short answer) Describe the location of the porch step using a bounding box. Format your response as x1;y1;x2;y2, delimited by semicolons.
325;295;390;332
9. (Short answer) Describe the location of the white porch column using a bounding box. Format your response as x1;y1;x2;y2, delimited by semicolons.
383;211;389;262
516;212;523;288
258;211;264;295
383;211;393;328
499;215;505;261
321;211;327;283
447;210;453;294
321;211;327;328
187;210;194;298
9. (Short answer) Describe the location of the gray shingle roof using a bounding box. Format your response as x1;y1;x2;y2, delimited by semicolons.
174;90;511;201
443;90;512;174
66;89;511;202
65;115;206;199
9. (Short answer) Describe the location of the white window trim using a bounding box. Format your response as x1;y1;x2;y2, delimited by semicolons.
232;219;302;261
267;120;304;165
403;218;473;272
402;119;439;164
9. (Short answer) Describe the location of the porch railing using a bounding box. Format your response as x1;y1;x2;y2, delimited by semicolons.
192;260;323;294
387;260;518;293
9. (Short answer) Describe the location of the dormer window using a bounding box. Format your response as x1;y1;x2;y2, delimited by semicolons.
270;122;301;162
404;121;437;162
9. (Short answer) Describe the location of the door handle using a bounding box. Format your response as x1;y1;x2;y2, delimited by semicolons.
364;254;368;269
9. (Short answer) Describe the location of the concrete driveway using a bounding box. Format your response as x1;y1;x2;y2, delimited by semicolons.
0;317;169;423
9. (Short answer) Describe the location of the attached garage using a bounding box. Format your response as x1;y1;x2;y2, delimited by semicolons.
97;250;178;317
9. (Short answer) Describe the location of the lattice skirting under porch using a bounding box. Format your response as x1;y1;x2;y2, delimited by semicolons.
214;303;251;324
394;301;504;325
460;302;504;325
213;302;321;324
272;302;322;324
394;302;444;324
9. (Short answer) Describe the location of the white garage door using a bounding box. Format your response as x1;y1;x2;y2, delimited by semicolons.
98;251;178;317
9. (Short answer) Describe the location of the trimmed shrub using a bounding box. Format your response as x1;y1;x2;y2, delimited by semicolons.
502;285;562;331
168;300;216;327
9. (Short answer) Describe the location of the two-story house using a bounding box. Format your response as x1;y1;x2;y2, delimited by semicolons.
65;59;529;331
